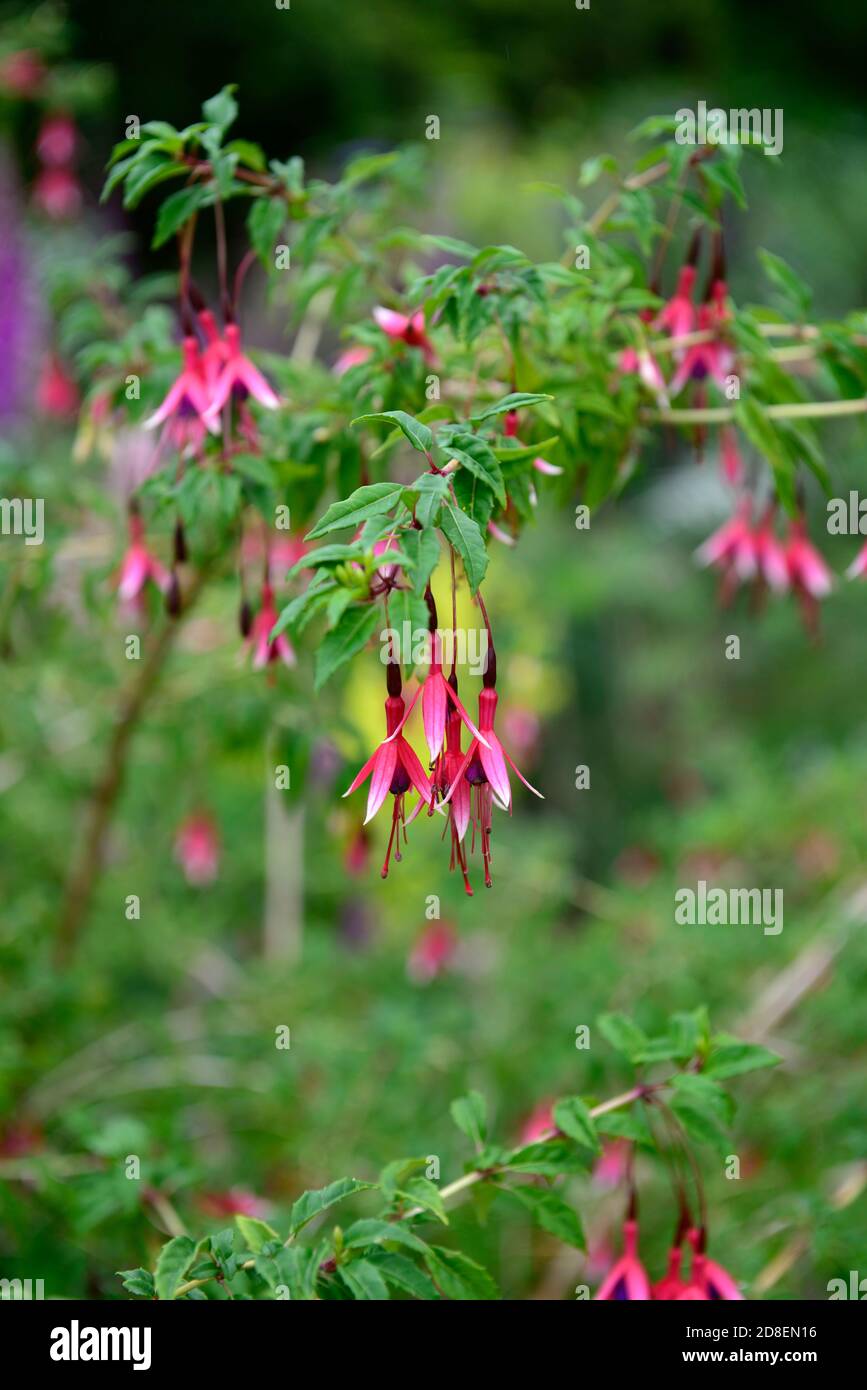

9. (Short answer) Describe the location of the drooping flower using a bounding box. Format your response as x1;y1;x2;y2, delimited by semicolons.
595;1219;652;1300
669;302;732;395
117;509;171;606
784;518;832;601
487;519;516;547
343;663;433;875
618;344;669;405
144;336;216;451
333;344;374;376
442;657;543;887
197;308;230;389
421;629;486;764
174;812;220;886
246;581;295;670
202;322;281;429
407;920;459;983
35;354;79;417
678;1227;743;1300
519;1099;555;1145
654;264;697;340
436;706;474;895
695;498;759;595
36;113;78;166
32;165;82;219
653;1244;690;1301
719;426;743;487
372;306;436;363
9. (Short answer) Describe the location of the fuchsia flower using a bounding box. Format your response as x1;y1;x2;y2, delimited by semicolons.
202;322;281;429
32;166;82;219
0;50;45;98
595;1219;652;1300
784;518;832;600
197;308;230;388
669;302;732;395
35;354;79;417
407;920;459;984
343;663;433;875
246;582;295;670
654;264;697;340
487;520;516;547
199;1188;268;1219
503;407;563;480
677;1227;743;1301
719;425;744;486
36;113;77;166
436;706;475;895
421;616;486;762
653;1244;689;1300
373;306;436;363
618;345;669;404
519;1099;555;1145
442;656;543;888
117;509;170;606
592;1139;631;1190
174;812;220;886
144;335;216;450
333;344;374;376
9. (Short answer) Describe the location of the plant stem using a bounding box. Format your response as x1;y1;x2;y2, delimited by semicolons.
55;570;207;965
647;397;867;427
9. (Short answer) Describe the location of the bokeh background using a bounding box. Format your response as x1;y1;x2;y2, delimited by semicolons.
2;0;867;1299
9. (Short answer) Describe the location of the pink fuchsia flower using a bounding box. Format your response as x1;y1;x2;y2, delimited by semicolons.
333;344;374;376
36;113;77;166
0;50;45;98
174;812;220;886
202;322;281;429
407;920;459;984
519;1099;555;1146
197;308;230;389
678;1227;743;1301
372;306;436;363
421;623;486;763
719;425;743;487
117;509;170;606
847;540;867;580
487;519;516;546
654;264;697;339
595;1219;652;1300
32;166;82;219
35;354;79;417
669;302;732;395
199;1188;269;1219
618;344;669;406
502;408;563;478
343;663;433;875
144;336;216;450
436;707;475;895
247;582;295;670
443;665;543;888
784;518;832;600
241;529;310;580
752;507;790;592
592;1139;631;1190
653;1245;689;1300
696;499;758;587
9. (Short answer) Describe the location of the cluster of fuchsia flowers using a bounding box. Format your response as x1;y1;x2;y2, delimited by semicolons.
597;1209;742;1301
627;231;860;633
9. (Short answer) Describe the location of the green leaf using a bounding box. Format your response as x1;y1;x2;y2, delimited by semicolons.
439;428;506;506
154;1235;196;1300
598;1012;647;1063
152;183;210;249
369;1251;439;1300
247;196;286;267
758;248;812;316
502;1184;585;1249
425;1247;499;1300
404;473;450;529
502;1139;593;1177
202;85;238;134
493;435;560;463
469;392;553;424
704;1038;782;1080
305;482;405;539
703;158;747;211
401;527;441;596
342;1219;429;1255
235;1214;280;1254
116;1267;155;1298
552;1096;600;1153
338;1259;390;1300
352;410;434;455
314;604;382;691
439;506;488;594
450;1091;488;1148
255;1245;321;1300
122;154;186;209
398;1177;448;1225
289;1177;376;1237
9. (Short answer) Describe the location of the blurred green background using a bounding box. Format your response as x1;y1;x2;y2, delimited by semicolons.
1;0;867;1300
